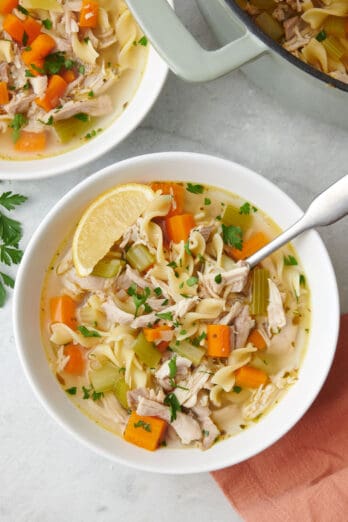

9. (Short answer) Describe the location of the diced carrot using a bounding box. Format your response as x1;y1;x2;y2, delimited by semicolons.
165;213;195;243
22;17;42;45
30;33;56;58
36;74;67;111
63;343;85;376
247;328;267;350
0;81;9;104
3;13;25;43
227;232;269;261
235;365;269;388
79;0;99;28
143;325;172;352
150;182;185;217
15;131;46;152
61;69;76;83
124;411;168;451
207;324;230;358
50;295;77;330
0;0;18;14
15;130;46;152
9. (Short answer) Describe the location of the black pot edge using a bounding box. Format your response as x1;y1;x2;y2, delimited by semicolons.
225;0;348;94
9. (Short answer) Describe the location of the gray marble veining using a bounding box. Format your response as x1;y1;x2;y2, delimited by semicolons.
1;1;347;521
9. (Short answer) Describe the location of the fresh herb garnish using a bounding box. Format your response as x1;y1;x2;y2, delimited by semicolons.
77;325;101;338
65;387;77;395
84;37;90;44
42;18;53;30
18;4;29;14
22;31;28;46
316;30;327;42
138;35;148;46
134;420;151;432
78;64;85;74
82;385;104;401
0;191;27;306
38;115;54;126
154;287;162;296
191;331;207;346
74;112;89;122
88;90;94;98
30;63;45;74
204;198;211;205
164;393;181;422
168;356;177;379
214;273;222;284
156;311;173;321
239;202;257;215
25;70;34;77
161;298;169;306
233;385;242;394
284;255;298;266
44;51;74;75
184;240;192;256
186;183;204;194
299;274;306;287
186;276;198;287
202;430;210;437
222;224;243;250
9;113;27;143
127;284;151;317
22;80;30;90
167;261;177;268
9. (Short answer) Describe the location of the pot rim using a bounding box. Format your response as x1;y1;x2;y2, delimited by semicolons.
226;0;348;93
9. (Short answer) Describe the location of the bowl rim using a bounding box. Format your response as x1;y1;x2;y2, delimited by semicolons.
13;152;340;473
0;47;168;181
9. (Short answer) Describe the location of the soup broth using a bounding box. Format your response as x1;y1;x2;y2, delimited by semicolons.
41;182;311;451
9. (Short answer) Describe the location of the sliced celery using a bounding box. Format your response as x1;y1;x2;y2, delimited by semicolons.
126;244;155;272
222;204;253;230
255;12;284;41
133;332;162;368
250;268;269;315
172;341;205;366
92;259;124;278
54;117;95;144
114;377;129;409
90;363;120;393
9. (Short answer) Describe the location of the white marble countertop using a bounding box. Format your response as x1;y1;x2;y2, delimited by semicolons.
1;2;347;521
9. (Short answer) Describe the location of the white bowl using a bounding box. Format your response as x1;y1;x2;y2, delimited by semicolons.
13;152;339;473
0;46;168;180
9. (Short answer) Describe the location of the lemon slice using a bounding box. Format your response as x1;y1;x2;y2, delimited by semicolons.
72;183;154;276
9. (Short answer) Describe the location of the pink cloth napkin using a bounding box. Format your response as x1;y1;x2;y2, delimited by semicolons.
212;314;348;522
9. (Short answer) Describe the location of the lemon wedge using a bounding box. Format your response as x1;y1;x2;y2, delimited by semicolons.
72;183;154;276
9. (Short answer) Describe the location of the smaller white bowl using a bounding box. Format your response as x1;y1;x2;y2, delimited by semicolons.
13;152;339;473
0;45;168;180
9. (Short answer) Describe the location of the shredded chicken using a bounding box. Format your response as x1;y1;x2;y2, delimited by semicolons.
50;95;113;121
192;403;220;450
267;279;286;335
235;305;255;349
174;365;210;408
155;356;192;391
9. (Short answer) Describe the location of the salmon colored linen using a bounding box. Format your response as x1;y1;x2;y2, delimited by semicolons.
212;314;348;522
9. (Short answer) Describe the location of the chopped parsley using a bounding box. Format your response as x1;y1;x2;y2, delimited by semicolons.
164;393;181;422
168;356;177;379
156;311;173;321
127;284;151;317
186;276;198;287
202;430;210;437
284;255;298;266
82;385;103;401
22;80;30;90
214;273;222;284
300;274;306;287
316;29;327;42
204;198;211;205
154;287;162;296
191;331;207;346
17;5;29;14
134;420;151;432
138;35;148;46
186;183;204;194
77;325;101;338
78;64;85;74
233;385;242;394
222;224;243;250
22;32;28;48
65;387;77;395
167;261;177;268
42;19;53;30
161;298;169;306
239;202;257;215
9;113;27;143
184;240;192;256
88;90;94;98
74;112;89;122
25;69;34;77
44;51;74;75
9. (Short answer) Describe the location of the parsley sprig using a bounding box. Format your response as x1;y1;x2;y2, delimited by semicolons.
222;223;243;250
0;192;27;306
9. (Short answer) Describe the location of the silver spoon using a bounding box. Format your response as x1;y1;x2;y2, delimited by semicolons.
247;175;348;268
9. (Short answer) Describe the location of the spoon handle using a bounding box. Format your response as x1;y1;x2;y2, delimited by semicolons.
247;175;348;268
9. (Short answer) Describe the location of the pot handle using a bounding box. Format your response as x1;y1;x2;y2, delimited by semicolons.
126;0;266;82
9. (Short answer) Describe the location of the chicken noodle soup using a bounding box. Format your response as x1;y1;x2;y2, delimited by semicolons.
238;0;348;85
0;0;148;160
41;182;310;451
